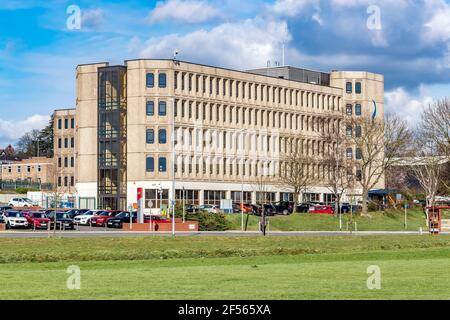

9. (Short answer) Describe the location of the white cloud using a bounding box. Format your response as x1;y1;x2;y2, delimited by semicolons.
135;18;291;70
148;0;222;24
385;86;434;127
424;1;450;43
0;114;50;147
331;0;408;8
271;0;319;17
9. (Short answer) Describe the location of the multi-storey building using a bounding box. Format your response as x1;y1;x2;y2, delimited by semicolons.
75;59;384;211
53;108;77;194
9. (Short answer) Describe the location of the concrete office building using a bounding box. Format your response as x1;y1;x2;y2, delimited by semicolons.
74;59;385;211
53;108;77;194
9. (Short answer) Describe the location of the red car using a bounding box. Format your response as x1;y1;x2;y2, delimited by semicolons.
309;205;334;215
23;211;51;229
91;210;121;227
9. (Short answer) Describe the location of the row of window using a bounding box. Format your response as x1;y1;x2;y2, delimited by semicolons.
172;127;351;157
173;99;342;132
346;104;362;116
57;118;75;130
57;176;75;187
146;101;167;116
146;157;166;172
146;73;167;88
57;137;75;149
146;129;167;144
57;157;75;168
173;71;341;110
144;156;363;178
2;165;43;173
346;82;362;94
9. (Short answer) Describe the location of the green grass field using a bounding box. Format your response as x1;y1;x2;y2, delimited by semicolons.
227;208;430;231
0;235;449;300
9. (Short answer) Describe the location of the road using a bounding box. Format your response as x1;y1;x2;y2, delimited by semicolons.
0;228;445;238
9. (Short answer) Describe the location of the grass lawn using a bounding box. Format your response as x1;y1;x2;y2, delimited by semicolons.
0;235;449;299
226;208;431;231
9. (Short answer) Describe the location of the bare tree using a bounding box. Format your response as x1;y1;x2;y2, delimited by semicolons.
321;122;353;214
421;98;450;158
420;98;450;192
348;114;410;214
278;135;313;202
253;174;274;205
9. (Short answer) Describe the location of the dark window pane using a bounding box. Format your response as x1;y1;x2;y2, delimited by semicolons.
159;157;167;172
355;104;362;116
346;82;352;94
146;129;154;144
355;82;362;94
146;73;154;88
159;73;167;88
146;157;154;172
159;129;167;144
159;101;167;116
146;101;154;116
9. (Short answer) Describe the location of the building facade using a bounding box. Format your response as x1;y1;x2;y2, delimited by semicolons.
75;59;385;211
0;157;55;189
53;108;77;194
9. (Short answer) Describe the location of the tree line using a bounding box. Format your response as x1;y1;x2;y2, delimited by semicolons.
278;98;450;216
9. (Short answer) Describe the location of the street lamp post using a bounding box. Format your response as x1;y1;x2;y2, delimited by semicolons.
171;98;176;238
241;175;244;232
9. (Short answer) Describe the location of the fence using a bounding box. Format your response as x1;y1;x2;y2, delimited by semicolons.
0;180;53;191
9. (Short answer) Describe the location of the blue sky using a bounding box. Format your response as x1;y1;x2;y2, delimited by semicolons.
1;0;450;146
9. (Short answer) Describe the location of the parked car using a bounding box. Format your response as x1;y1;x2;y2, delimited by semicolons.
23;211;50;229
47;211;75;230
73;210;103;225
0;206;12;212
261;204;276;216
2;210;29;229
91;210;121;227
309;205;334;215
185;204;198;213
239;203;254;214
296;203;313;213
198;204;220;214
106;211;137;228
8;198;37;207
66;209;90;219
273;201;295;215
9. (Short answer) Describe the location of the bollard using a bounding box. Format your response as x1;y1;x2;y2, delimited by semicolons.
419;227;423;235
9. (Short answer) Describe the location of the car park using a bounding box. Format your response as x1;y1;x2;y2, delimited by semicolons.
2;210;29;229
8;198;38;207
309;205;334;215
91;210;121;227
73;210;103;225
106;211;137;228
23;211;50;229
48;211;75;230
